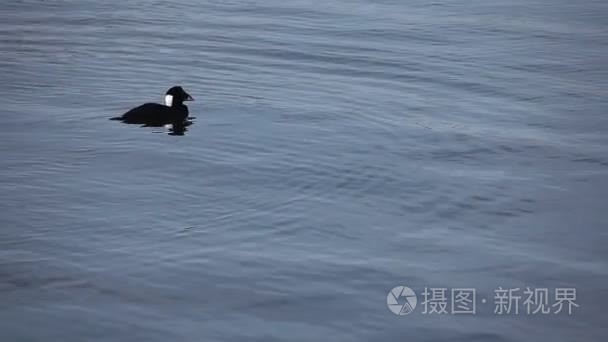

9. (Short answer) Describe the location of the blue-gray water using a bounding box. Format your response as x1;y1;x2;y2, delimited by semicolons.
1;0;607;341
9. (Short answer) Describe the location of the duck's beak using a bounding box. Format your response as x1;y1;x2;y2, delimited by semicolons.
185;94;194;101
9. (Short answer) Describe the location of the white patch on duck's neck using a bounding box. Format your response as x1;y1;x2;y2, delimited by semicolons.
164;95;173;107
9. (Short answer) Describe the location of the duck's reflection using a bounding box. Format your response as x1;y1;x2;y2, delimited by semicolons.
167;119;194;136
112;117;195;136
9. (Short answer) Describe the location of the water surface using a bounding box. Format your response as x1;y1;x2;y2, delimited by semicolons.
1;0;607;341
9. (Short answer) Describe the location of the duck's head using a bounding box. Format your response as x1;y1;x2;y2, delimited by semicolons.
164;86;194;107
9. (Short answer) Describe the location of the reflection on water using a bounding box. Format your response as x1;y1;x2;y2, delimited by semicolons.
167;121;192;136
111;117;195;136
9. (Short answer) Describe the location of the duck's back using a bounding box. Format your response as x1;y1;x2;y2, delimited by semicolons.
118;103;188;125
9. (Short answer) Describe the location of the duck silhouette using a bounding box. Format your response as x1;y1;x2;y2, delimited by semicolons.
111;86;194;127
